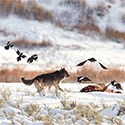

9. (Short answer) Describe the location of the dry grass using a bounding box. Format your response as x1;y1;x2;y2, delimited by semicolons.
65;66;125;83
75;103;103;124
11;37;53;49
0;67;53;82
1;66;125;83
0;0;53;21
105;28;125;40
60;0;87;8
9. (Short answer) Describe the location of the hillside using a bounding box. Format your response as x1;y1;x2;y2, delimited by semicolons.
0;0;125;82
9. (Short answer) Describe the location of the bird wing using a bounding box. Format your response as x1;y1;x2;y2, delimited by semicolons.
17;56;21;61
83;77;91;81
77;60;87;66
27;57;33;63
116;83;123;90
88;57;97;62
4;45;9;50
32;54;38;60
21;55;26;58
7;41;10;45
10;44;13;48
99;62;108;69
16;50;20;55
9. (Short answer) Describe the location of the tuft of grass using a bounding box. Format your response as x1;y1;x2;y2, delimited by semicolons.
75;103;103;124
23;103;42;121
61;99;76;110
107;117;123;125
0;86;11;102
116;100;125;116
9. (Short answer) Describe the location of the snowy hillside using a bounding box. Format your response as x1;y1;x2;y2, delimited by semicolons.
0;0;125;83
0;0;125;71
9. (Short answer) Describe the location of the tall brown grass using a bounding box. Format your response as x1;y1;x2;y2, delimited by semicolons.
64;67;125;83
1;66;125;83
0;67;52;83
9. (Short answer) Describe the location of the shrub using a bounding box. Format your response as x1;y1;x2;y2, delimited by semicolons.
74;103;103;124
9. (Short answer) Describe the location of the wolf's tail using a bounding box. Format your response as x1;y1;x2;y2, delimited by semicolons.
20;77;34;85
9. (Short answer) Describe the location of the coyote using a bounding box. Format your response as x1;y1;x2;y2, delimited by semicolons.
21;68;70;94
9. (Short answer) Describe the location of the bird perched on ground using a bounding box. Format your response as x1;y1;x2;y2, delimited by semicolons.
77;57;108;69
111;80;123;90
27;54;38;63
16;50;26;62
77;76;92;83
4;41;13;50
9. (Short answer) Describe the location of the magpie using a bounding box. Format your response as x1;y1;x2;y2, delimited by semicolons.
16;50;26;62
4;41;13;50
77;57;108;69
27;54;38;63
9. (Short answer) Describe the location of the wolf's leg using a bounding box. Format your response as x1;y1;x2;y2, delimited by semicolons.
34;81;44;95
55;85;59;96
48;86;51;90
54;84;63;96
57;85;63;92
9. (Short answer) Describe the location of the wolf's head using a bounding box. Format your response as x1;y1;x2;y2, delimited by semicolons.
60;68;70;77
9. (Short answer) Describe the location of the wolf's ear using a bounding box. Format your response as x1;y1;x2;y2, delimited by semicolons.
60;67;65;70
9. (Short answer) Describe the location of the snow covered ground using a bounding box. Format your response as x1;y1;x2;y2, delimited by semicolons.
0;82;125;125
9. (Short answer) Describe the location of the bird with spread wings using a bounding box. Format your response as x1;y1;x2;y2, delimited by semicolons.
77;57;108;69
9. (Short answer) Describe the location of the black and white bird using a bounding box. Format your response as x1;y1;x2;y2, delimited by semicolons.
77;76;92;83
77;57;108;69
111;80;123;90
27;54;38;63
16;50;26;62
4;41;13;50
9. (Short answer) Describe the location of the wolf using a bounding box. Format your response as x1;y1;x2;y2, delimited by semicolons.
20;68;70;95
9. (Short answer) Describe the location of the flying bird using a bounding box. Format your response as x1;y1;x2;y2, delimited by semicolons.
16;50;26;62
77;76;92;83
111;80;123;90
4;41;13;50
27;54;38;63
77;57;108;69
